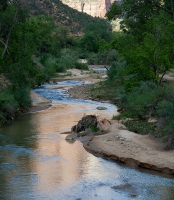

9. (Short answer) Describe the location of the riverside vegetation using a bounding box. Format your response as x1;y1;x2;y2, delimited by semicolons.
1;0;174;149
89;0;174;149
0;0;109;124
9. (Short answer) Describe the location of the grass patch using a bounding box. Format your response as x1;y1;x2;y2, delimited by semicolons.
123;120;156;135
90;80;120;102
90;125;99;132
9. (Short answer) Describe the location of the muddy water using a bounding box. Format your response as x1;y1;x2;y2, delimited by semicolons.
0;81;174;200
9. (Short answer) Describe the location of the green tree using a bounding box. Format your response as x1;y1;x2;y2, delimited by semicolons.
105;1;174;91
79;22;112;53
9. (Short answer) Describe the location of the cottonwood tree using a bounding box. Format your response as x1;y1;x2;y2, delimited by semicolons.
105;0;174;90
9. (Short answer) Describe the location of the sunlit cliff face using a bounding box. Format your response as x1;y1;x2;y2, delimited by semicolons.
61;0;115;17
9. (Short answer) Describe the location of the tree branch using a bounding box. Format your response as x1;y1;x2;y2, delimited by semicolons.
159;71;166;85
0;39;10;56
2;3;19;57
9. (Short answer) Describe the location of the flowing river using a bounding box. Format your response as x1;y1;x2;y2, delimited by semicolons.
0;80;174;200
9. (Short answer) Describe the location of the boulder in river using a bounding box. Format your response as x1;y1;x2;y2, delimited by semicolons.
71;115;98;133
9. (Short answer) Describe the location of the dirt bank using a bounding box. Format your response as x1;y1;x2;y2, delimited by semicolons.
83;120;174;175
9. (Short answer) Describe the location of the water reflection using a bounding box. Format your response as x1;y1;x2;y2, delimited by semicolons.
0;93;174;199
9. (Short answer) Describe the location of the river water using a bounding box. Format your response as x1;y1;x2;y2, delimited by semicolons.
0;80;174;200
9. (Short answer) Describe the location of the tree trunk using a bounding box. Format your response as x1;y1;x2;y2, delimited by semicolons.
2;4;18;57
81;2;85;13
170;0;174;21
159;71;166;85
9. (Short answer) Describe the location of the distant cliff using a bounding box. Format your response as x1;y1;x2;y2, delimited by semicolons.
61;0;115;17
17;0;111;34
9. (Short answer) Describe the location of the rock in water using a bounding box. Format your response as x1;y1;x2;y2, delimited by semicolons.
65;132;77;140
71;115;98;133
111;184;142;197
96;106;107;110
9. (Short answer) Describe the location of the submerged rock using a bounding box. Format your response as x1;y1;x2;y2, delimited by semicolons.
96;106;107;110
65;132;77;141
111;183;142;197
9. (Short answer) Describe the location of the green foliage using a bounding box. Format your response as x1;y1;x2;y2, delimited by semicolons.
74;62;88;70
0;85;31;124
116;82;174;148
105;2;122;21
39;55;59;80
123;120;156;135
107;57;126;81
0;89;18;123
87;1;174;148
13;86;31;110
90;125;99;132
88;49;120;65
105;2;174;89
0;1;96;125
79;22;112;53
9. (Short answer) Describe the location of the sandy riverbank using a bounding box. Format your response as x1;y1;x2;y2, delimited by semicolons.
30;69;174;175
29;91;52;113
83;121;174;175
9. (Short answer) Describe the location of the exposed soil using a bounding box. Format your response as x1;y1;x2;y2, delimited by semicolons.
83;121;174;175
67;84;94;100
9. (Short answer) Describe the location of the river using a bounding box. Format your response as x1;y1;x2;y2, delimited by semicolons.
0;80;174;200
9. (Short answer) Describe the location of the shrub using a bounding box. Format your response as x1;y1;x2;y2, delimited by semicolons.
0;89;18;124
123;120;156;135
13;86;31;110
74;62;88;70
107;58;126;81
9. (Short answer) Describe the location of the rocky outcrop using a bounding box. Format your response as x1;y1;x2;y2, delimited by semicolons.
61;0;115;17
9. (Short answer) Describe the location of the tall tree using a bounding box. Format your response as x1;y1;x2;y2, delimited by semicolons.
105;0;174;90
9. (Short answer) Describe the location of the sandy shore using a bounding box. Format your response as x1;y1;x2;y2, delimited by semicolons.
29;91;52;113
30;69;174;175
83;121;174;175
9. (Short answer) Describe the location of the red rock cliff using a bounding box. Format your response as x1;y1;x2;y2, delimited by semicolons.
61;0;115;17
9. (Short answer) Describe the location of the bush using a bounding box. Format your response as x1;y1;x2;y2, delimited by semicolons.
118;81;158;119
117;82;174;148
74;62;88;70
13;86;31;110
107;57;126;81
0;89;18;124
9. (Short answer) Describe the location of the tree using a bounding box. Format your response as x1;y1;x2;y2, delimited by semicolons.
79;22;112;53
105;1;174;91
106;0;174;37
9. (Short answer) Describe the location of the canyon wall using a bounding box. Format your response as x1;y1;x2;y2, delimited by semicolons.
61;0;115;18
